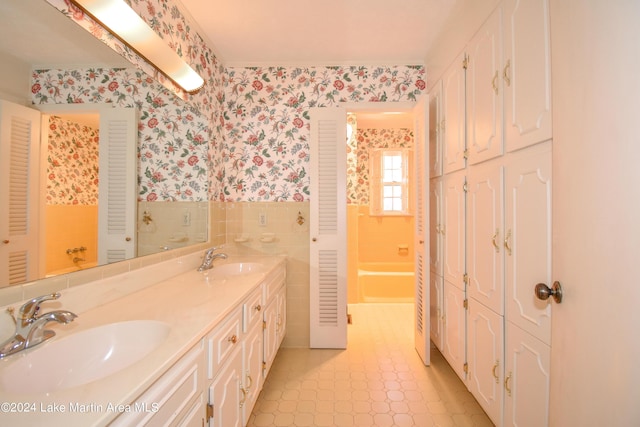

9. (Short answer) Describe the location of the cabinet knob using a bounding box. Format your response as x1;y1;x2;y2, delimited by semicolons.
254;304;262;312
2;240;8;244
227;334;238;344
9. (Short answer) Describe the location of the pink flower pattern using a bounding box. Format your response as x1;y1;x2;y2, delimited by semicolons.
44;0;425;203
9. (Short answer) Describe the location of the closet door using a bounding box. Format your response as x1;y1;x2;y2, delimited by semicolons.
414;95;431;365
467;6;503;165
0;100;41;286
97;107;138;265
309;107;347;349
503;0;552;151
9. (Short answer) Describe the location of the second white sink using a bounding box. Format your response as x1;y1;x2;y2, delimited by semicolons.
212;262;264;276
0;320;170;394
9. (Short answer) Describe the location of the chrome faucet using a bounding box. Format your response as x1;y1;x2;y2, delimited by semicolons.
197;246;228;271
0;293;77;358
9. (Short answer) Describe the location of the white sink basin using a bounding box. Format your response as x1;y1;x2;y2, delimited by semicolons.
1;320;170;394
212;262;264;276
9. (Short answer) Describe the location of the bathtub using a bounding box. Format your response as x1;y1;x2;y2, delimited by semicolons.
357;262;415;303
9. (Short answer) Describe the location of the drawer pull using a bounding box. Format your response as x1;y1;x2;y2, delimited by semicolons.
246;373;253;389
227;334;238;344
254;304;262;312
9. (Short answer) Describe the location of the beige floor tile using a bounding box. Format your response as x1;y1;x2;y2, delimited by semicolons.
246;303;494;427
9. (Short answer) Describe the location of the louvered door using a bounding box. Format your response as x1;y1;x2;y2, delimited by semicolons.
413;95;430;365
97;108;137;265
309;107;347;349
0;100;41;287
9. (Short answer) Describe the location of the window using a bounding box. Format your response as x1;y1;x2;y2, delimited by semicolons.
370;149;411;216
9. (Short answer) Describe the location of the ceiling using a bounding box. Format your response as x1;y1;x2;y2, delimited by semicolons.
176;0;459;67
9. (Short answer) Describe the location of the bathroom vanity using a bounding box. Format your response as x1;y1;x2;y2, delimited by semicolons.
0;253;286;427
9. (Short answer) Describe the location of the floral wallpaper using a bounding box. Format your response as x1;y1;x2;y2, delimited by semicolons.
351;127;414;205
32;67;211;202
44;0;227;202
41;0;426;204
45;115;99;205
221;66;425;202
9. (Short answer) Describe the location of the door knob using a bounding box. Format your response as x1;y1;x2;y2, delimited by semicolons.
535;281;563;304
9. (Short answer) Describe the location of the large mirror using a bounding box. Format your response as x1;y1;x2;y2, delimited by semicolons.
0;0;209;288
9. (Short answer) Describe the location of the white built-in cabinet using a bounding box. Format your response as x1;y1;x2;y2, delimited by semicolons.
112;265;286;427
428;0;552;426
442;52;467;174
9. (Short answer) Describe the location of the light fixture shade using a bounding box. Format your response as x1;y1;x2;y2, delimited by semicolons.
70;0;204;93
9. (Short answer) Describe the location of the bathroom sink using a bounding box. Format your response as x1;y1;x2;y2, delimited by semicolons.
0;320;170;394
212;262;264;276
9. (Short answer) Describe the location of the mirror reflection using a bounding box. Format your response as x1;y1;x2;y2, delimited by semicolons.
0;0;210;288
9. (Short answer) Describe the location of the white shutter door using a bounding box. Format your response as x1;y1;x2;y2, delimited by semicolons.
0;100;40;286
98;108;137;265
413;95;430;365
309;107;347;349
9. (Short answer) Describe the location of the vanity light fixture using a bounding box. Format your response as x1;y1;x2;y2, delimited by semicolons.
69;0;204;93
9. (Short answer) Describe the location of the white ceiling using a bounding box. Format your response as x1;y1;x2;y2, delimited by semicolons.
176;0;459;67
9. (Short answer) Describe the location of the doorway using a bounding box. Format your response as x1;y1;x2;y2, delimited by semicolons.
345;110;416;305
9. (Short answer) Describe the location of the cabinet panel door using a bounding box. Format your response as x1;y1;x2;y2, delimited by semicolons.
467;161;504;315
443;171;466;289
209;346;243;427
262;297;279;378
504;0;552;151
429;177;443;275
442;53;467;174
467;6;503;165
242;323;263;425
429;80;444;178
442;281;466;381
468;300;504;426
505;142;552;345
504;322;550;427
429;273;444;351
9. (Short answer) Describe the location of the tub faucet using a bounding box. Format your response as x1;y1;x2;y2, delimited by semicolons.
0;293;77;358
197;246;228;271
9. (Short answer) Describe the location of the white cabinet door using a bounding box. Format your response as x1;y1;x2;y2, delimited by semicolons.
505;142;552;345
467;160;504;315
442;171;466;289
429;273;444;351
468;299;504;426
504;322;550;427
429;80;443;178
443;280;466;381
467;6;503;165
209;345;243;427
242;322;263;425
442;53;467;174
503;0;552;152
429;178;443;275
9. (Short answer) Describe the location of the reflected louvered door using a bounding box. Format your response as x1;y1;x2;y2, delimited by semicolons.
98;108;137;265
309;107;347;349
413;95;430;365
0;101;41;287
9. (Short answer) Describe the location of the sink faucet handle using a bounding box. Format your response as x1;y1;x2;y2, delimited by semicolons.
19;293;61;320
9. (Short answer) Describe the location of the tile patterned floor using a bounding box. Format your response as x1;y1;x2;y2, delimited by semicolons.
247;303;493;427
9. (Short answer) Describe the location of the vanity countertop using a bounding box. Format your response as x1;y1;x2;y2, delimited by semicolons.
0;255;286;426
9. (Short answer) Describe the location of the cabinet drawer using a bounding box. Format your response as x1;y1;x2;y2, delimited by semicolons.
111;341;205;427
208;308;242;379
243;285;264;333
